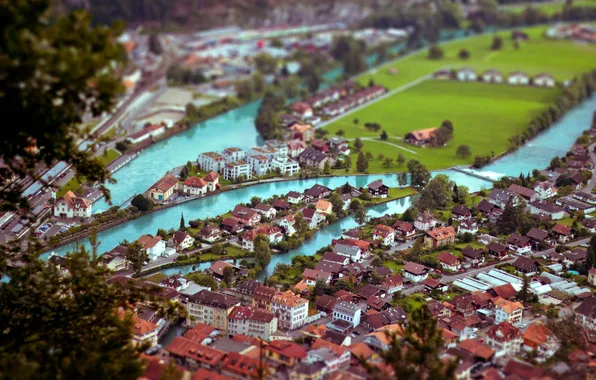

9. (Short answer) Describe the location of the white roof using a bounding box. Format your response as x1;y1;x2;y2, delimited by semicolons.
476;273;508;287
486;269;523;285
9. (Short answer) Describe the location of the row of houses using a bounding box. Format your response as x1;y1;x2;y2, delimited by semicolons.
434;68;557;88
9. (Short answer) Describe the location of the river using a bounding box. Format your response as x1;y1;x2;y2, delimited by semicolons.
45;170;492;260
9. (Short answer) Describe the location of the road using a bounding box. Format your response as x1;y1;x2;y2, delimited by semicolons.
533;235;591;257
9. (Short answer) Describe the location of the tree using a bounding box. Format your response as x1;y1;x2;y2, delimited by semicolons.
254;236;272;267
396;153;406;167
223;266;235;286
250;196;262;207
354;137;363;151
497;199;525;235
458;48;470;60
235;79;254;101
180;213;185;230
427;45;444;60
356;152;369;173
407;160;431;189
131;194;153;212
254;53;278;74
252;72;266;94
329;192;345;215
0;2;126;210
456;145;471;158
211;244;224;255
491;35;504;50
148;33;163;55
376;44;388;65
365;151;374;161
377;153;385;161
354;118;359;125
343;48;367;77
518;275;530;302
126;242;149;274
294;213;309;235
513;40;520;50
0;247;152;378
586;235;596;269
380;130;389;140
344;155;352;173
383;158;394;168
416;174;455;210
361;305;456;379
336;129;345;136
397;172;409;188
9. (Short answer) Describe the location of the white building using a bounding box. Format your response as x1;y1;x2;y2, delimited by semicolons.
227;305;278;341
508;72;530;85
247;154;271;176
402;262;429;283
485;322;522;358
533;73;555;88
457;67;477;81
265;140;289;158
250;146;279;160
169;231;195;251
223;161;251;181
271;156;300;176
222;147;246;163
332;301;361;329
198;152;226;173
494;298;524;326
137;235;167;261
332;244;362;263
53;191;92;219
183;176;208;196
131;313;159;349
287;191;304;204
482;69;503;83
533;181;557;200
271;290;309;330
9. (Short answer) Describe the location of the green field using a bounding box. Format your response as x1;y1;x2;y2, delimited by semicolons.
503;0;596;16
358;25;596;90
57;149;121;197
328;80;561;171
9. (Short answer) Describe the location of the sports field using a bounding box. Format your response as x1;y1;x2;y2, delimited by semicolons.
326;80;561;172
503;0;596;16
357;25;596;91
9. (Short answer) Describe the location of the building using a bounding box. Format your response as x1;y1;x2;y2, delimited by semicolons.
232;205;261;226
266;340;307;368
204;171;219;192
415;211;437;231
130;312;160;349
287;191;304;204
222;147;246;162
507;234;532;255
126;124;165;144
198;152;226;173
227;305;278;341
461;246;484;266
393;221;416;241
485;322;522;357
552;223;573;243
404;128;437;146
304;184;332;200
512;257;540;275
288;123;314;142
381;275;404;294
331;301;362;330
183;176;208;195
146;174;178;202
533;181;557;199
271;290;309;330
315;199;333;215
508;71;530;85
438;251;461;272
367;180;389;198
424;226;457;248
186;290;240;331
458;218;478;235
102;246;129;271
533;73;555;87
240;225;283;252
224;161;251;181
302;208;325;230
169;230;195;251
247;154;271;176
167;337;225;370
253;203;277;219
488;189;518;208
137;234;167;260
528;201;565;220
291;102;313;119
302;268;332;286
494;298;524;326
298;148;328;170
199;225;221;242
576;296;596;330
523;322;559;360
271;156;300;176
508;184;538;202
53;191;92;219
402;261;429;283
332;243;362;263
457;67;477;81
482;69;503;83
451;205;471;221
373;224;395;245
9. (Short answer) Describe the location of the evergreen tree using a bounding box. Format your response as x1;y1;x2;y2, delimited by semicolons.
396;153;406;167
354;137;363;151
519;275;530;302
497;199;524;235
254;235;272;267
180;213;185;229
586;236;596;269
356;152;369;173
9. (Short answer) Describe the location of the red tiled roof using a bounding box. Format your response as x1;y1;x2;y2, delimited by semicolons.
458;339;495;360
192;368;231;380
183;323;216;344
426;226;456;241
167;337;225;366
374;224;394;238
204;171;219;182
184;176;207;187
149;174;178;192
228;305;275;323
311;338;347;356
552;223;572;235
438;251;460;266
266;340;307;359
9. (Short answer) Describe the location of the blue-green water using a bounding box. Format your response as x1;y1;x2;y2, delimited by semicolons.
46;171;491;259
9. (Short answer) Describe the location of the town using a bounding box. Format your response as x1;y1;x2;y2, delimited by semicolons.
2;0;596;379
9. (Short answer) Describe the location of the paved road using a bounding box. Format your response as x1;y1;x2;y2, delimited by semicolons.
533;236;591;257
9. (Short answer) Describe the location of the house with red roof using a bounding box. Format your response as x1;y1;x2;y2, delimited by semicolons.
240;224;283;251
232;205;261;226
302;268;332;285
199;225;221;242
265;340;308;367
372;224;395;245
552;223;573;243
53;190;92;219
402;261;430;283
424;226;456;248
381;275;404;294
438;251;461;272
291;101;313;119
137;234;167;260
523;322;559;360
167;337;226;370
227;305;278;341
169;230;195;251
393;221;416;241
485;321;522;357
182;176;207;195
145;174;179;202
204;171;219;192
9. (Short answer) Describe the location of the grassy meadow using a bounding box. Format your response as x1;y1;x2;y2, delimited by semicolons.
327;80;561;172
